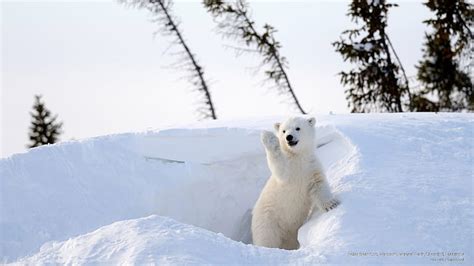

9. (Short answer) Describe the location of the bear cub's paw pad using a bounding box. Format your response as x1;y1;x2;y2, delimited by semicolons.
322;199;340;212
261;131;279;151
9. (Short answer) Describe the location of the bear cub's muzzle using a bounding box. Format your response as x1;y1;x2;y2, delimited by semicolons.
286;135;298;146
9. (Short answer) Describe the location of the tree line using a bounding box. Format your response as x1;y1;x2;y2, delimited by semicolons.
28;0;472;148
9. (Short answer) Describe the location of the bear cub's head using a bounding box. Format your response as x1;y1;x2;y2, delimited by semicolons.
274;117;316;154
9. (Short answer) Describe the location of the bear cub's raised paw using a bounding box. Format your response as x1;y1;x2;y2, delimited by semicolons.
261;130;279;152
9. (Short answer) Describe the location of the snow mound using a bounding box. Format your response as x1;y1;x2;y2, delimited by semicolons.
18;215;296;265
1;114;472;264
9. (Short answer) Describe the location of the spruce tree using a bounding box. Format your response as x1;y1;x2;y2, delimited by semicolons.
204;0;307;114
122;0;217;120
333;0;410;113
27;95;63;148
415;0;473;112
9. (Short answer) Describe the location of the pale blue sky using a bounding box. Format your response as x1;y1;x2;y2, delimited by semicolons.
1;0;428;157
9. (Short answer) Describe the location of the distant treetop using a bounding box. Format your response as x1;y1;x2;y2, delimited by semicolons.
27;95;63;148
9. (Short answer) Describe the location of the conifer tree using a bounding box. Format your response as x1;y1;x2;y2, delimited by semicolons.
415;0;473;112
27;95;63;148
333;0;410;113
204;0;307;114
122;0;217;119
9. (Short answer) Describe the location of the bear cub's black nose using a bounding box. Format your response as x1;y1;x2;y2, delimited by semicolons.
286;135;293;141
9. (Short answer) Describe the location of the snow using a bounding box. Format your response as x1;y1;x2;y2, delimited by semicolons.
368;0;380;6
1;113;472;264
353;42;374;52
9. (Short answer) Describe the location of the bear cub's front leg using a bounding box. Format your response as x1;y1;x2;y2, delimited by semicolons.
309;173;340;212
261;131;289;180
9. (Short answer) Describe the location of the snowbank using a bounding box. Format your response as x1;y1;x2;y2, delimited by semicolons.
1;113;472;264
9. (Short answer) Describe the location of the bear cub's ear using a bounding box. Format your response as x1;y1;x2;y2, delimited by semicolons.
274;123;281;131
308;117;316;126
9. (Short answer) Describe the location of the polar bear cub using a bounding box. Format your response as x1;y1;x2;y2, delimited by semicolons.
251;116;340;250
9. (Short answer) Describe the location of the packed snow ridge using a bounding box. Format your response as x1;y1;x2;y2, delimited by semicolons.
0;113;472;264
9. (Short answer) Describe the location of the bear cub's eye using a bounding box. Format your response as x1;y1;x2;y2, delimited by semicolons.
296;127;300;131
283;130;286;133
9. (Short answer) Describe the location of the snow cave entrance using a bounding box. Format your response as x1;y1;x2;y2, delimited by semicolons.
148;125;358;245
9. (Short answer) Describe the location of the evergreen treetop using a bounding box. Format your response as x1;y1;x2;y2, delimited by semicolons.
28;95;63;148
333;0;410;113
204;0;307;114
415;0;473;111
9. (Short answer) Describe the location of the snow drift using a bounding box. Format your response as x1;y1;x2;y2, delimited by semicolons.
0;113;472;264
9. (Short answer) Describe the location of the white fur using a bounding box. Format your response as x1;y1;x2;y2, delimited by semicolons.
251;117;339;250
